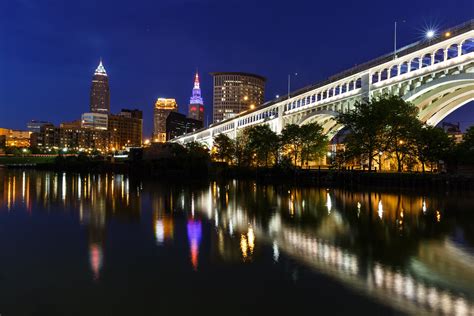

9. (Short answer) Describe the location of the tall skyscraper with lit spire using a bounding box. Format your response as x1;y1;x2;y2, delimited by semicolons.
188;72;205;123
90;59;110;114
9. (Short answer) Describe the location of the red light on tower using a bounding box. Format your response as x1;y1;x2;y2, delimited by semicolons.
188;71;205;123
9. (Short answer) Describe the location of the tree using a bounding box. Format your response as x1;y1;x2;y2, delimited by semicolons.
338;95;422;172
380;96;420;172
452;126;474;166
212;134;234;164
246;125;280;167
300;123;328;168
281;124;304;166
234;129;252;167
281;123;327;167
337;99;387;171
460;126;474;151
185;141;210;160
413;125;452;172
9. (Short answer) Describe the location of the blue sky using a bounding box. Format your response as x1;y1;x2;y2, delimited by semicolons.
1;0;473;136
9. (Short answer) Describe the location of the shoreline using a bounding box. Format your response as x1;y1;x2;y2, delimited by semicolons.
3;161;474;192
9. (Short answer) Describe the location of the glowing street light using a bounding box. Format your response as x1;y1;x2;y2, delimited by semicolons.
426;30;435;39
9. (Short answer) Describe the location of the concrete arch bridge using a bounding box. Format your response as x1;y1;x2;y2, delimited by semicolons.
173;20;474;148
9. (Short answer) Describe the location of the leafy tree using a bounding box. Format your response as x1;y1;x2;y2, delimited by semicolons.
460;126;474;151
281;123;327;167
281;124;304;166
413;125;452;172
212;134;234;164
185;141;210;160
337;99;387;171
234;129;252;167
246;125;280;167
338;95;422;172
300;123;328;168
452;126;474;166
380;96;420;172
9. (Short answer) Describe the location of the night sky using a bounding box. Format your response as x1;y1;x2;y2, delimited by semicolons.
1;0;473;137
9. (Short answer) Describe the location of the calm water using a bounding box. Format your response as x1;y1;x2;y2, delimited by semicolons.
0;170;473;315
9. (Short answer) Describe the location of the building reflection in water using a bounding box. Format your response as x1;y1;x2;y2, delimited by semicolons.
89;243;103;280
153;211;174;245
1;171;474;314
0;170;141;281
187;219;202;270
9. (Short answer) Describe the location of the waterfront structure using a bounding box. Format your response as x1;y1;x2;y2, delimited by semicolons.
32;123;108;151
81;113;109;130
108;109;143;149
166;112;203;141
59;127;109;151
0;128;32;147
30;124;59;148
31;110;142;151
174;21;474;148
188;72;205;123
26;120;52;133
60;120;82;129
153;98;178;143
211;72;266;123
90;60;110;114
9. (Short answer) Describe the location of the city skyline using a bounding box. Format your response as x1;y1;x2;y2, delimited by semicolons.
1;1;473;136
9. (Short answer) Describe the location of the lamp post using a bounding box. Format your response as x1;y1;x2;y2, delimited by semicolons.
394;20;405;59
288;73;298;100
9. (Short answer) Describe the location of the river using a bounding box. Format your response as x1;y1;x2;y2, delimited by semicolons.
0;169;473;315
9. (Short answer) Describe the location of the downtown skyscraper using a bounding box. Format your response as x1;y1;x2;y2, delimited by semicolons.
188;72;205;123
211;72;265;123
90;59;110;114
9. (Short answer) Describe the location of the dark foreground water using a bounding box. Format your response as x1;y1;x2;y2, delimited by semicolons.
0;170;473;315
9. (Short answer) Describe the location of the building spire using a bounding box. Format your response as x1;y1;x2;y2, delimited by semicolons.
194;71;200;89
94;58;107;76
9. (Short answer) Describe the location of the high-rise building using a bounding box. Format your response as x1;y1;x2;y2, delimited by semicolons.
90;59;110;114
30;123;60;148
211;72;266;123
27;120;52;133
81;113;109;130
166;112;203;141
153;98;177;143
0;128;32;147
188;72;205;123
109;109;143;149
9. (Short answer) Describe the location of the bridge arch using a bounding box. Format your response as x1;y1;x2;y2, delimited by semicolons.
461;38;474;54
296;110;343;140
403;72;474;126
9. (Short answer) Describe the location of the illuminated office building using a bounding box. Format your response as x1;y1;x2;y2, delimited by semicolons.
153;98;178;143
90;59;110;114
188;72;205;123
108;109;143;149
212;72;266;123
81;113;109;130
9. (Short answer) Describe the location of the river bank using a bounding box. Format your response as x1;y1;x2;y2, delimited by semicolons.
3;156;474;191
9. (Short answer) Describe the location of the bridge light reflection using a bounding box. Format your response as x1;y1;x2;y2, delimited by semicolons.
378;200;384;219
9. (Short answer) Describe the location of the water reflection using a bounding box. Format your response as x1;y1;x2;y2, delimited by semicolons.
187;219;202;270
0;170;473;314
